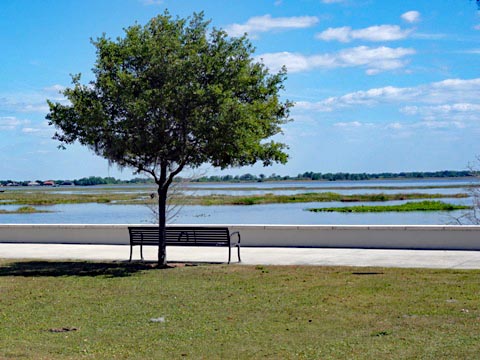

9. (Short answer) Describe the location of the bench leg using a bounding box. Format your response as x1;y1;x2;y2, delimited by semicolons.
227;245;241;264
140;244;144;261
229;231;241;263
129;245;133;262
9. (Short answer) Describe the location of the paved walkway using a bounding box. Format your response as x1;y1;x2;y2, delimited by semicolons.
1;243;480;269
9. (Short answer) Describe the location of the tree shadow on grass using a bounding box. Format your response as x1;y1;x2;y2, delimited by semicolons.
0;260;163;278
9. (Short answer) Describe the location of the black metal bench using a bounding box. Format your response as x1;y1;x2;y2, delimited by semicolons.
128;226;241;263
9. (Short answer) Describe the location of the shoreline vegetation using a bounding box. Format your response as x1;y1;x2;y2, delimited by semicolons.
307;201;471;213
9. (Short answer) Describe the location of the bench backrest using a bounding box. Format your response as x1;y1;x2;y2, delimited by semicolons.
128;226;231;246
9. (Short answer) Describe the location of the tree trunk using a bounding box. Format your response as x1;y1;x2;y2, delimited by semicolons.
157;186;167;266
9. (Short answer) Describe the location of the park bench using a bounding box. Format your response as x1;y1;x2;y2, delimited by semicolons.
128;226;241;263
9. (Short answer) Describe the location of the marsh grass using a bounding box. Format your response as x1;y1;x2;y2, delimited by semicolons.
0;260;479;359
177;192;468;206
0;188;469;209
307;200;471;213
0;206;51;214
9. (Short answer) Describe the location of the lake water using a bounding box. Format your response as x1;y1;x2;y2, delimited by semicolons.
0;179;477;225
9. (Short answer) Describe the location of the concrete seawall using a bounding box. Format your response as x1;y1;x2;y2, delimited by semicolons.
0;224;479;250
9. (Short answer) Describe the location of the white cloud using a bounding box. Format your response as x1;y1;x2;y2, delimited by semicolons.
0;117;24;130
462;49;480;54
21;121;53;137
333;119;465;137
316;25;411;42
0;97;50;113
415;120;466;130
0;117;51;135
295;100;337;112
400;103;480;125
21;103;51;113
401;11;421;24
431;78;480;93
411;33;447;40
296;78;480;113
334;121;363;128
352;25;411;42
297;78;480;130
381;119;465;139
399;106;419;116
22;127;41;133
401;103;480;116
226;14;319;37
474;24;480;30
296;85;416;112
337;46;414;72
257;46;415;75
257;52;336;73
322;0;346;3
0;84;67;114
316;27;350;42
387;122;403;130
43;84;65;93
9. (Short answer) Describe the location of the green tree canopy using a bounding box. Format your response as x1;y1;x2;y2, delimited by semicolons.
46;11;292;265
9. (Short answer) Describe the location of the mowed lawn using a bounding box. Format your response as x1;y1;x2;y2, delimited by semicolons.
0;260;479;359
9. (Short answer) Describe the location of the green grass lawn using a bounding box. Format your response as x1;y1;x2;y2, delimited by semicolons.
0;261;479;359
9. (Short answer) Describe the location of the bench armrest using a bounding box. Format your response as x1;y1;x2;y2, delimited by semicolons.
229;231;241;246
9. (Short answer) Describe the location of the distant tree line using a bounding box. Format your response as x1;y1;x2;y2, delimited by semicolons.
0;170;475;186
71;177;154;186
294;170;474;182
185;170;475;183
0;176;154;187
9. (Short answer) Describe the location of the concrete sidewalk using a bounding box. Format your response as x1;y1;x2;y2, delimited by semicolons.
1;243;480;269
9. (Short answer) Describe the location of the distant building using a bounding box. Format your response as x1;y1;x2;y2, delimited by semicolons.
43;181;55;186
27;181;40;186
61;181;75;186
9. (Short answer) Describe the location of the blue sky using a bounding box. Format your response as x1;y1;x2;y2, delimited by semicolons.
1;0;480;180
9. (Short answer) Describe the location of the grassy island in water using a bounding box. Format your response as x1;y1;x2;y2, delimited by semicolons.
307;201;471;213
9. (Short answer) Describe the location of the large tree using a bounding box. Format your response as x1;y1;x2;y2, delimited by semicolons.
46;12;292;266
